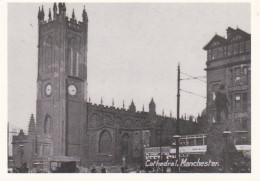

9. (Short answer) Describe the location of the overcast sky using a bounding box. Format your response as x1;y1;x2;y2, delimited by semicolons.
8;3;250;132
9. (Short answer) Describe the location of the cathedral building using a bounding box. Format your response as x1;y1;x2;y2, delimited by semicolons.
12;3;200;168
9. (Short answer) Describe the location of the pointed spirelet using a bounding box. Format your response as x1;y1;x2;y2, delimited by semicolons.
41;5;45;18
123;100;125;109
53;2;57;12
72;9;75;19
112;98;114;107
101;97;103;105
58;2;63;14
82;5;88;23
38;6;41;20
131;99;135;106
48;8;52;20
53;3;57;19
63;2;66;12
28;114;36;133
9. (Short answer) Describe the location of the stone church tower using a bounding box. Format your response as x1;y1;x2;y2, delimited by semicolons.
36;3;88;159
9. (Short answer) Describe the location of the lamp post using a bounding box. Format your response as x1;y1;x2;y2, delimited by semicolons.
223;130;232;173
173;135;181;172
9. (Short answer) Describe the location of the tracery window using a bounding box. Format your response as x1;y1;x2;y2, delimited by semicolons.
44;114;51;135
89;114;100;128
67;38;79;76
121;134;130;156
98;130;112;154
45;36;53;72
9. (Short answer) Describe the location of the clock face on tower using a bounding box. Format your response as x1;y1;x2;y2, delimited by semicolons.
68;84;77;96
45;84;52;96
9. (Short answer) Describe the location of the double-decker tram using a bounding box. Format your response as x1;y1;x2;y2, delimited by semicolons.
170;134;207;155
144;134;209;172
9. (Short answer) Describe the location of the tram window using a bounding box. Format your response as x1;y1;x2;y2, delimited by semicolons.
196;138;203;145
188;139;195;146
180;139;186;146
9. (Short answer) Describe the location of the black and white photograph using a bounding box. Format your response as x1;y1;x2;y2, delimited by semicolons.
3;0;258;176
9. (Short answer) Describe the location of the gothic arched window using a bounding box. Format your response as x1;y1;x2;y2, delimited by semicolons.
115;117;122;125
104;115;113;125
89;114;100;128
124;119;131;127
122;134;130;156
45;36;53;72
44;114;51;135
67;38;79;77
98;130;112;154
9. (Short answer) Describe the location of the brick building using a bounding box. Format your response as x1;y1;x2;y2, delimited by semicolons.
203;27;251;134
202;27;251;172
12;3;200;168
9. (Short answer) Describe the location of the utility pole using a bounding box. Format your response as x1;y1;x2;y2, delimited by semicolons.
7;122;9;158
159;121;162;161
176;63;181;172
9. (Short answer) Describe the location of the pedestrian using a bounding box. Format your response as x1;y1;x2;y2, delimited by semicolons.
91;165;96;173
125;165;128;173
21;162;29;173
121;166;125;173
100;164;106;173
136;166;140;173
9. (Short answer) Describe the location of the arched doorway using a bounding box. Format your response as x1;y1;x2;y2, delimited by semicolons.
121;134;130;156
98;130;112;155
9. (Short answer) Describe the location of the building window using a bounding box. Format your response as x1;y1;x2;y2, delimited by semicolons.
208;50;212;61
98;130;112;154
235;94;241;110
242;119;248;130
121;134;130;156
243;66;248;76
223;46;227;57
243;92;248;112
218;47;223;58
239;42;245;53
212;48;218;60
245;41;250;52
234;67;241;85
229;94;233;111
230;69;233;86
228;45;233;56
212;84;219;102
242;66;248;83
234;43;239;54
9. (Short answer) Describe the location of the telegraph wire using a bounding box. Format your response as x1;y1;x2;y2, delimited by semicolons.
180;89;206;99
180;72;207;83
